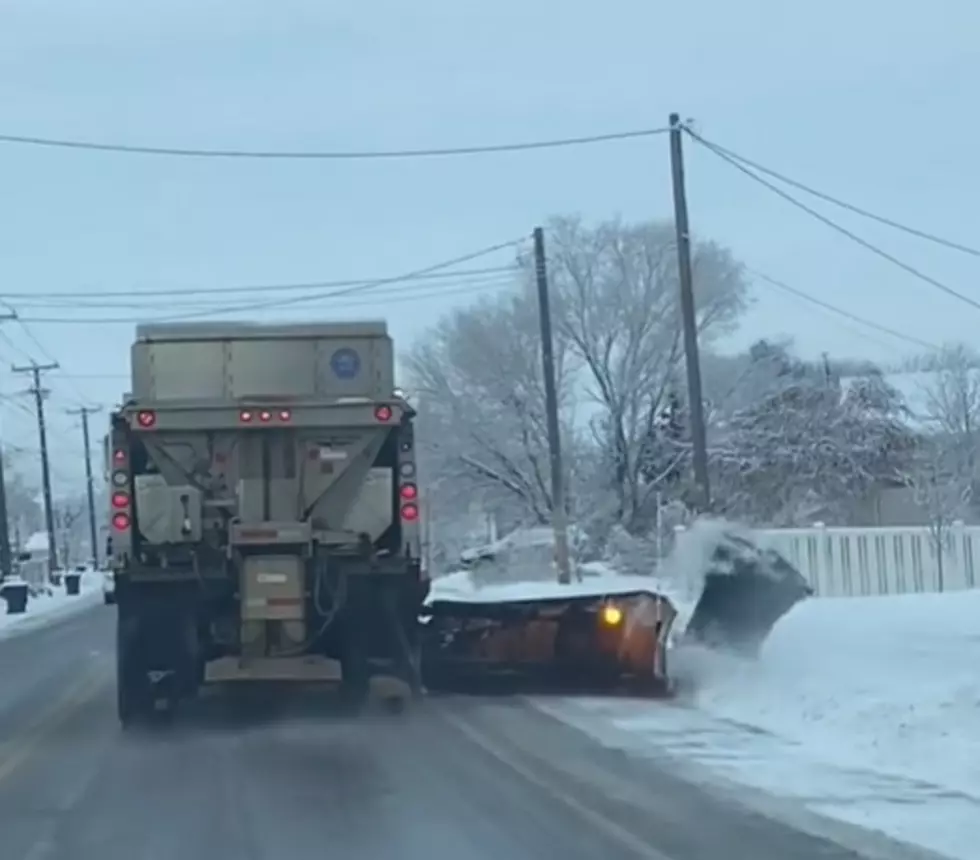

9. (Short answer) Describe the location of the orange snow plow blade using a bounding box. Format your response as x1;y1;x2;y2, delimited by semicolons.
421;589;677;696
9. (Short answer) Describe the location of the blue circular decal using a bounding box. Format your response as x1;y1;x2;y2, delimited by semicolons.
330;347;361;379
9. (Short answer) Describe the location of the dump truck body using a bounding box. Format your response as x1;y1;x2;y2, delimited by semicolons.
108;321;427;725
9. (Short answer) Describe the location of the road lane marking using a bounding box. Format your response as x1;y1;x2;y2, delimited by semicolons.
441;709;675;860
0;663;110;786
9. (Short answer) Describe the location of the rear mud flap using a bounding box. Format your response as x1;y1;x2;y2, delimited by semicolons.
683;536;813;657
420;591;677;695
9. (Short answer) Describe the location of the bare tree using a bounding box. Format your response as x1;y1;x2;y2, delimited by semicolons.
903;437;972;591
920;342;980;473
901;344;980;587
404;289;582;528
53;498;86;570
537;216;749;530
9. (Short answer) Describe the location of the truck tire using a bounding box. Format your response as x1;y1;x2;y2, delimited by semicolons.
339;636;370;709
116;616;153;728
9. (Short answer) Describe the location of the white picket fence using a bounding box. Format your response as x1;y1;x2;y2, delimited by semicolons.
753;523;979;597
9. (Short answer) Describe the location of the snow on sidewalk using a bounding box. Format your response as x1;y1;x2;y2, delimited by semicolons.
0;572;103;641
532;588;980;860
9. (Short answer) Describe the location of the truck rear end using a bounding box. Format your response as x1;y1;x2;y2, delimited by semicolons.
108;321;426;726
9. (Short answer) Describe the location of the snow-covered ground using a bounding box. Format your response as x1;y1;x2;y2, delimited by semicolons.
0;571;103;641
533;588;980;860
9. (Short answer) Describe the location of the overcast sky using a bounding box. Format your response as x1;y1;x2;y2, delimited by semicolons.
1;0;978;492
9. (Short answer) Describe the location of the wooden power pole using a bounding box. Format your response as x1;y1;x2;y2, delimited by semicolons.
668;113;712;512
13;361;60;572
532;226;572;584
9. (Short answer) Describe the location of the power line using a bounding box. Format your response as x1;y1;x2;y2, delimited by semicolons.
17;279;514;324
746;267;939;351
0;265;518;301
13;239;526;324
686;127;980;315
9;272;519;313
18;277;517;323
682;129;980;260
0;127;668;160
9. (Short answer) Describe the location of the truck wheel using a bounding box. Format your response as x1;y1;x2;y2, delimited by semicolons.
339;641;370;709
116;618;152;728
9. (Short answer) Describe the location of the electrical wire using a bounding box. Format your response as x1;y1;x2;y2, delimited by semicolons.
0;265;519;301
0;312;95;407
18;278;518;324
0;127;668;160
13;238;526;323
682;128;980;260
746;267;939;351
10;271;520;312
686;128;980;315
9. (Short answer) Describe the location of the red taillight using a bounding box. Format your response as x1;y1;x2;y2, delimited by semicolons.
400;502;419;522
113;449;126;464
279;409;292;422
240;410;253;423
111;491;129;509
112;512;131;531
137;410;156;428
399;483;418;501
374;405;393;422
259;410;272;422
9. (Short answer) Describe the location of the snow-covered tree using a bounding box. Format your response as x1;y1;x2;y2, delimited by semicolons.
529;216;749;532
712;364;915;525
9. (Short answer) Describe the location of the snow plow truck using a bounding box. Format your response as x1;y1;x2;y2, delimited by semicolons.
107;318;811;724
419;526;814;696
107;321;428;726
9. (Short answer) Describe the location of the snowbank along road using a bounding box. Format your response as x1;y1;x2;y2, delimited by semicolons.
0;603;951;860
534;587;980;860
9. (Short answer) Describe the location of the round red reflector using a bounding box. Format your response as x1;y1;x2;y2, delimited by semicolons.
279;409;292;422
400;502;419;522
374;405;393;422
113;449;126;464
399;483;418;501
240;410;253;422
137;410;156;428
259;410;272;422
112;512;131;531
111;491;129;509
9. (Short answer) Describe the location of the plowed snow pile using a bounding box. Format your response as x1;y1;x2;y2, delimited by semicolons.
686;588;980;796
535;586;980;860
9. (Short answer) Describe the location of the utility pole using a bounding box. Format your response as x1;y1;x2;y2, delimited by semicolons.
532;226;572;584
13;361;59;573
0;311;18;580
0;445;12;580
668;113;711;512
66;405;102;568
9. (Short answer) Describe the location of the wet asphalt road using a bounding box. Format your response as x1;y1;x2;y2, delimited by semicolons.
0;606;948;860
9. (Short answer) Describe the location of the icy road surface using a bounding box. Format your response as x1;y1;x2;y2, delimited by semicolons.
533;588;980;860
0;605;945;860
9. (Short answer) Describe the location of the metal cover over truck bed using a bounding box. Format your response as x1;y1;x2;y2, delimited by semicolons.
130;320;394;402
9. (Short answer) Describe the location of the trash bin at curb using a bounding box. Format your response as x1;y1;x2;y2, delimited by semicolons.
1;578;29;614
64;572;81;596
